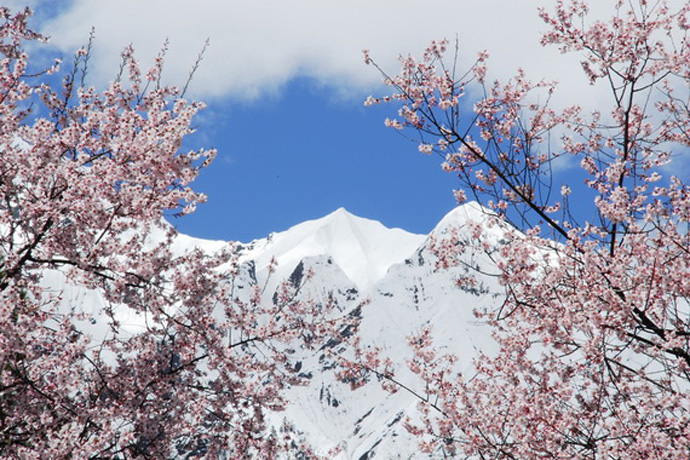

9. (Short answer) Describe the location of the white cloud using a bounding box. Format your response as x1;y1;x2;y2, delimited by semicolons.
33;0;585;100
13;0;685;118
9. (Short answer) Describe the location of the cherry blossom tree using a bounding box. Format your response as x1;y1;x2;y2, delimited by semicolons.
0;8;354;458
366;0;690;457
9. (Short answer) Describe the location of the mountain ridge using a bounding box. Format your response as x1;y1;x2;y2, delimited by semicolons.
44;202;504;458
218;202;504;458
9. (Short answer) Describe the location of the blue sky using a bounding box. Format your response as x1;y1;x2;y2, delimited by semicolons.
175;78;460;242
14;0;682;242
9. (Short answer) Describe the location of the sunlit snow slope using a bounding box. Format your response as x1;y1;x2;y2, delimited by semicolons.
224;202;505;458
237;207;426;291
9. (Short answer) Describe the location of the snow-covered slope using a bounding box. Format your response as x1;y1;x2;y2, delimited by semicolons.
260;203;505;458
186;202;506;457
196;202;504;458
42;202;506;458
237;207;426;292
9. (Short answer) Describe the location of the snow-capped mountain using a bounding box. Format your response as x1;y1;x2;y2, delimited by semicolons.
237;207;427;291
221;202;505;458
42;202;506;458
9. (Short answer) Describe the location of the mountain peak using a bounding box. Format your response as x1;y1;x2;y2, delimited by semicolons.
242;208;425;291
319;207;358;225
329;206;350;216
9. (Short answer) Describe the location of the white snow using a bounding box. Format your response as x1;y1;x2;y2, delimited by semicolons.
238;207;426;292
